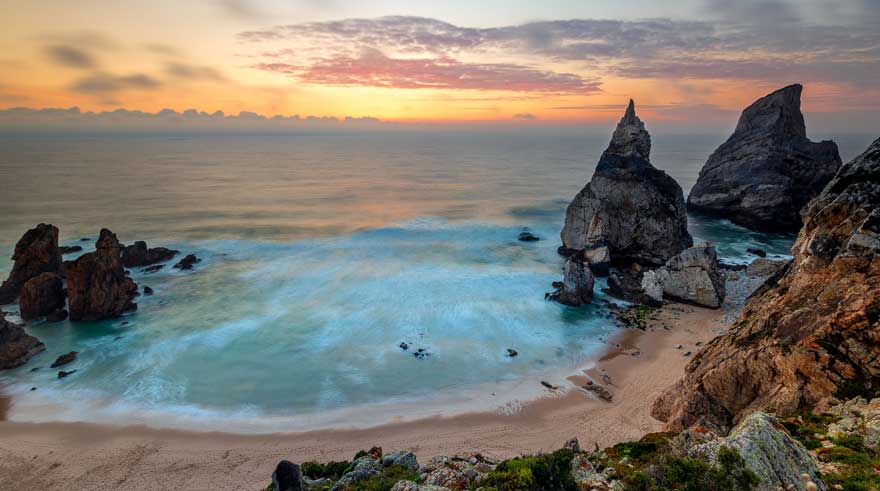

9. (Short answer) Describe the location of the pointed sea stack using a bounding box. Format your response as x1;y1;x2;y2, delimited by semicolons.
66;229;138;321
687;84;841;232
561;100;692;271
0;224;63;304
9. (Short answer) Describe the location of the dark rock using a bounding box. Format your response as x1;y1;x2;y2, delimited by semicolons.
66;229;138;321
0;310;45;369
551;281;564;289
746;248;767;258
564;437;581;453
688;84;842;232
719;262;748;271
19;272;66;321
46;309;68;322
50;351;77;368
554;256;595;306
143;286;154;295
121;241;179;268
517;231;540;242
0;224;63;304
582;381;613;402
557;245;575;257
173;254;200;270
506;348;518;357
59;245;83;254
541;381;559;390
272;460;304;491
561;100;692;267
413;348;431;359
399;342;409;350
57;369;76;378
142;264;164;274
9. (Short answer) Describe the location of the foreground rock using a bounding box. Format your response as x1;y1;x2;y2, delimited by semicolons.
641;244;726;308
561;100;692;271
688;84;842;232
0;310;45;369
121;241;178;268
0;224;63;304
654;137;880;433
66;229;138;321
272;460;303;491
19;272;66;321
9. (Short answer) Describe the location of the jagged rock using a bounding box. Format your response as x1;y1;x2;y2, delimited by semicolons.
554;257;595;306
121;241;178;268
0;224;63;304
59;245;82;255
19;272;66;321
640;244;726;308
330;456;381;491
66;229;138;321
827;397;880;449
561;100;692;269
0;310;44;369
582;244;611;277
173;254;200;270
691;413;826;491
50;351;77;368
382;451;419;471
654;138;880;433
688;84;842;232
272;460;304;491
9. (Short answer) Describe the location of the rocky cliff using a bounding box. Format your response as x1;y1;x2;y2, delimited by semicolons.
687;84;841;232
654;137;880;433
0;223;62;304
66;229;138;321
561;101;692;270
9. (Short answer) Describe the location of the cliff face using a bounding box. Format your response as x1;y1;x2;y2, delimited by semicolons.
561;101;692;269
687;84;842;232
654;138;880;432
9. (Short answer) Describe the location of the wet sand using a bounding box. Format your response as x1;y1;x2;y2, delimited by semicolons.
0;303;719;491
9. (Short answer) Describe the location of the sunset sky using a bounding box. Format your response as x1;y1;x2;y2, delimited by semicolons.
1;0;878;131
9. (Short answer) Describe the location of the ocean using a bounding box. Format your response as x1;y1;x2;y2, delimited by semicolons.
0;131;873;431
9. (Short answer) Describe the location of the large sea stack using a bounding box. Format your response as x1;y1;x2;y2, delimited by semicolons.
0;310;45;369
653;138;880;433
561;101;692;272
687;84;841;232
0;223;63;304
66;229;138;321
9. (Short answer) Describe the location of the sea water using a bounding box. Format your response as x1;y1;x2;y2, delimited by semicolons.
0;131;872;431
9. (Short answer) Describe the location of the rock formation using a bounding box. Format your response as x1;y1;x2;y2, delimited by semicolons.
173;254;200;270
0;310;45;369
554;257;595;306
654;138;880;432
121;241;178;268
561;100;692;272
19;272;66;321
687;84;842;232
0;224;63;304
641;244;726;308
66;229;138;321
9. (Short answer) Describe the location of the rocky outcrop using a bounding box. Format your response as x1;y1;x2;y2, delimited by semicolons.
561;101;692;271
19;272;66;321
0;224;63;304
552;257;595;306
66;229;138;321
641;244;726;308
692;412;826;491
688;84;842;232
173;254;200;270
654;138;880;433
0;310;44;369
121;241;178;268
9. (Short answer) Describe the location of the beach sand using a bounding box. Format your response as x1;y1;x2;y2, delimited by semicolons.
0;303;720;491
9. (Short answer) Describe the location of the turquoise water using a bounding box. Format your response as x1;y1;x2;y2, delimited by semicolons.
1;131;866;430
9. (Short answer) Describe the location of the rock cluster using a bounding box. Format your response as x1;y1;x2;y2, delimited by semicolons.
688;84;842;232
560;100;692;271
0;310;45;369
641;244;726;308
654;137;880;433
0;223;62;304
121;241;178;268
66;229;138;321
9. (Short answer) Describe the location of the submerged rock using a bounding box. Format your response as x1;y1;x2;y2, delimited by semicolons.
50;351;77;368
560;101;692;271
517;231;540;242
640;244;726;308
66;229;138;321
19;272;66;321
688;84;841;232
0;310;45;369
173;254;200;270
0;224;63;304
121;241;178;268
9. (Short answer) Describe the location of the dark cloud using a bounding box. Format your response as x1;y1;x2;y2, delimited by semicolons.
165;63;225;81
70;72;161;94
513;113;537;120
45;45;97;69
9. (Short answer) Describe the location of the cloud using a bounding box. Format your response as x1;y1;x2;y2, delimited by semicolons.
45;45;97;69
70;72;161;93
165;62;226;81
513;113;537;120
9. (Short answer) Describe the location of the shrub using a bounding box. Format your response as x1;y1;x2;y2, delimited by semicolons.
481;448;577;491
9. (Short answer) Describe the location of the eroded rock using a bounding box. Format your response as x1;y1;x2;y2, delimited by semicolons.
66;229;138;321
19;272;66;321
0;310;45;369
0;224;63;304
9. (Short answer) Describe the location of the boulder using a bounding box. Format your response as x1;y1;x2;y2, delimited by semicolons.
50;351;77;368
561;100;692;269
0;224;63;304
517;231;540;242
272;460;304;491
382;451;419;471
173;254;200;270
0;310;45;369
330;456;382;491
554;257;595;306
654;138;880;433
640;244;726;308
66;229;138;321
121;241;178;268
691;413;826;491
19;272;66;321
688;84;841;232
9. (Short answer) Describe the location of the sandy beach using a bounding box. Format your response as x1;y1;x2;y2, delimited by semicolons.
0;303;721;491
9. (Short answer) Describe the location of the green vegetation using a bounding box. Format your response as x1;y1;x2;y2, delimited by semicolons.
346;465;420;491
480;448;577;491
302;460;352;480
617;305;657;330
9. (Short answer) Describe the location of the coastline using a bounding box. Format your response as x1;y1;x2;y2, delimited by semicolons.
0;302;720;490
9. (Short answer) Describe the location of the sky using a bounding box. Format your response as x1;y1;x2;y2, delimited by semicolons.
0;0;878;133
